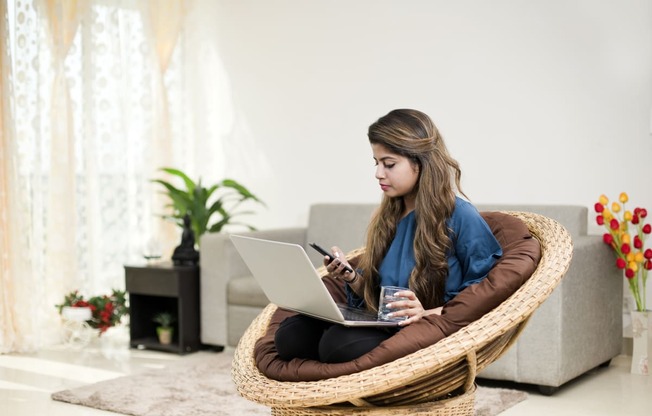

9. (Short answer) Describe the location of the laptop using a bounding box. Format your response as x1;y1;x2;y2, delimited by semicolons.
230;235;399;327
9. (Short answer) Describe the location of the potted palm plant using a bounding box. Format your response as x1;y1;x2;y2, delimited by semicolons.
152;167;265;248
153;311;176;345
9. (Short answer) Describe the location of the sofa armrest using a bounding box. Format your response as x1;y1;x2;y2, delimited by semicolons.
481;233;623;387
199;227;307;346
558;234;623;366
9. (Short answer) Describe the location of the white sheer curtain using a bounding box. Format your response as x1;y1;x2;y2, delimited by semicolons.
0;0;227;353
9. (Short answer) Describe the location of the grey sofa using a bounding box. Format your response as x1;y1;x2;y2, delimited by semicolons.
199;203;622;393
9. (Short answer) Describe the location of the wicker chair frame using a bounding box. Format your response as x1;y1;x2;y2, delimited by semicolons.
231;212;573;415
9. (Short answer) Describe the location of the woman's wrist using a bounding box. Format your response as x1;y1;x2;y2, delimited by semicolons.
345;270;359;284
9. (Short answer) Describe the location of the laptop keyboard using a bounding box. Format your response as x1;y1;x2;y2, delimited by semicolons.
337;305;379;321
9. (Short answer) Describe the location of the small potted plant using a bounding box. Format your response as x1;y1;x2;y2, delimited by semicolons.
153;312;176;345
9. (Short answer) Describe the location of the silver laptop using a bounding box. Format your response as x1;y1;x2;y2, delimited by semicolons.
230;235;399;327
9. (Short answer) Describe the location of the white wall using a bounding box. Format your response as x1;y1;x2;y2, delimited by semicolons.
195;0;652;306
203;0;652;234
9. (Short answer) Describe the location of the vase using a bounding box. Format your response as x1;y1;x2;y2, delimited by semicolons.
630;310;650;376
60;306;96;349
157;327;174;345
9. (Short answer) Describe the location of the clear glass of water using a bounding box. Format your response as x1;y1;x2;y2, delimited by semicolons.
378;286;409;321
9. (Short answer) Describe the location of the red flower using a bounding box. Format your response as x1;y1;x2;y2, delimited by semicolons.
100;310;111;322
616;258;627;269
621;243;631;254
594;194;649;312
603;233;614;245
57;289;127;335
73;300;89;308
610;219;619;230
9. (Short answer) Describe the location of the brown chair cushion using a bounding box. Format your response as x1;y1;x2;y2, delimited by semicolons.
254;211;541;381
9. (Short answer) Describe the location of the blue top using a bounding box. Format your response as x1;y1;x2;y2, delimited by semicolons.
348;197;502;307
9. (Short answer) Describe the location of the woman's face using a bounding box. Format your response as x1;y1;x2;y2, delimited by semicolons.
371;143;419;201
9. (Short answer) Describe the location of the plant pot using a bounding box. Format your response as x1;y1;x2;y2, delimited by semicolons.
61;306;93;322
156;327;174;345
630;310;650;376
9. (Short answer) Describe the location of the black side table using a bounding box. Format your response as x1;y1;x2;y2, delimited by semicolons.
125;263;200;354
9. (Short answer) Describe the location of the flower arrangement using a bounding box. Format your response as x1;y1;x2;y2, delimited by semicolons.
56;289;128;334
594;193;651;312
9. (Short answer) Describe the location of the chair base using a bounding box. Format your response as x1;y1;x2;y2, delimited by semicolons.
270;384;476;416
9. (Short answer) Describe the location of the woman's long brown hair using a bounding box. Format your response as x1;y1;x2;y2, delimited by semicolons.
357;109;464;312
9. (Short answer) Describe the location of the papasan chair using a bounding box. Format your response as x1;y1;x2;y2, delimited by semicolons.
231;211;573;415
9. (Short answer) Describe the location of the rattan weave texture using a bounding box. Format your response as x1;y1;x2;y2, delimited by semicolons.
269;384;476;415
231;212;573;414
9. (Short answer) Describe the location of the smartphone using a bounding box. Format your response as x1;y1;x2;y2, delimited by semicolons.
309;242;354;274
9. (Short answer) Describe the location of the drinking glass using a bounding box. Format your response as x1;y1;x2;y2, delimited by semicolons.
378;286;409;322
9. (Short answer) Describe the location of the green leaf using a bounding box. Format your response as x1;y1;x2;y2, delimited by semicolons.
205;184;220;199
160;167;196;193
221;179;266;205
151;168;265;240
151;180;193;213
208;216;231;233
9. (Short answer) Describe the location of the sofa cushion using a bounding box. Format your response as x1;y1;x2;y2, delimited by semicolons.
476;204;588;237
305;204;377;266
254;211;541;381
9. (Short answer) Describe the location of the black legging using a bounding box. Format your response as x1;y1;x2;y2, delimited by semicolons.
274;314;398;363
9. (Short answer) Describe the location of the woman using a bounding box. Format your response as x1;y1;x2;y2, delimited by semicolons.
275;109;502;363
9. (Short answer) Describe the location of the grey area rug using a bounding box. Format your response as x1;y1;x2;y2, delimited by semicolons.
52;351;527;416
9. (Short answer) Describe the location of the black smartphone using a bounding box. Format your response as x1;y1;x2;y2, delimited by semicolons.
309;242;354;274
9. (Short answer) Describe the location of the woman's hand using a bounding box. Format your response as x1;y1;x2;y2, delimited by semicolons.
325;246;356;283
386;290;443;326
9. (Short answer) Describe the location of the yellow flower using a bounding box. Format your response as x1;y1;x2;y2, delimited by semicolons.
603;209;613;220
596;192;648;312
624;211;633;221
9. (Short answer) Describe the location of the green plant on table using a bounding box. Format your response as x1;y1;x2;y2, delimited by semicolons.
152;167;265;246
152;311;176;329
